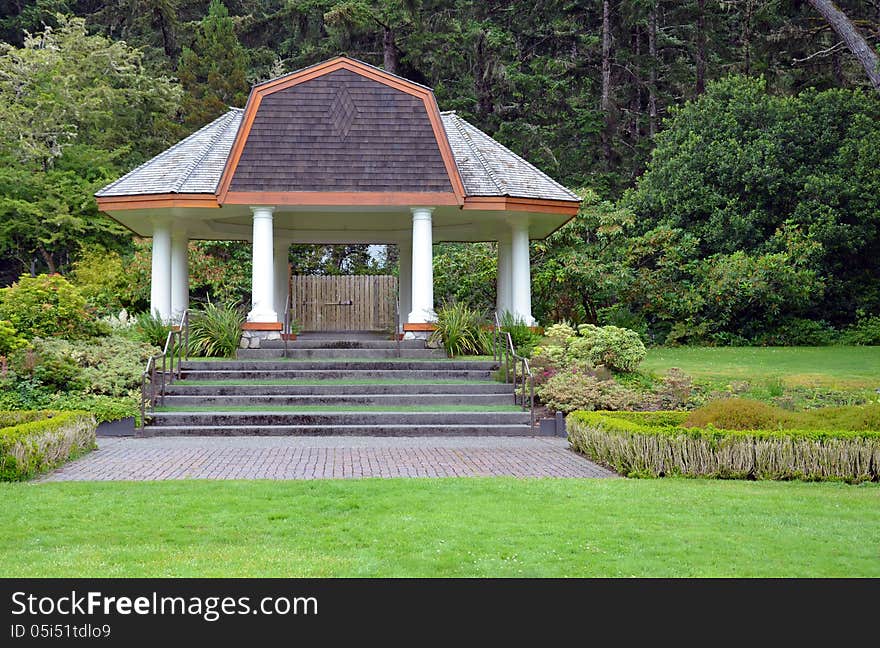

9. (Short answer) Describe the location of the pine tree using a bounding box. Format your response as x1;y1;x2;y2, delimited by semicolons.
177;0;249;128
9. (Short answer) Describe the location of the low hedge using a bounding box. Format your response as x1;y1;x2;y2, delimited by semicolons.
567;411;880;483
0;410;97;481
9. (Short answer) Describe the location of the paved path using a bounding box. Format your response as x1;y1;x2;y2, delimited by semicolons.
40;436;615;481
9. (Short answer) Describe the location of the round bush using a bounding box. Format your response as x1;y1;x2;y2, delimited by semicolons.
0;274;107;340
575;324;646;372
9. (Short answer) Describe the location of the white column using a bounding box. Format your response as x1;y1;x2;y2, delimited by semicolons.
150;219;172;322
170;231;189;321
510;217;535;325
397;241;412;332
248;206;278;322
274;239;289;325
496;233;512;316
408;207;435;323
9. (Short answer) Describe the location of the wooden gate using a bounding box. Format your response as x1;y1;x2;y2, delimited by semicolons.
291;275;397;332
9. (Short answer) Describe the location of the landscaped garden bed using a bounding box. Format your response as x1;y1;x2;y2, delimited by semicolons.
567;399;880;483
0;410;96;481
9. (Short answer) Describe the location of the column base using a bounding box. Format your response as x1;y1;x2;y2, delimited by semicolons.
240;322;282;349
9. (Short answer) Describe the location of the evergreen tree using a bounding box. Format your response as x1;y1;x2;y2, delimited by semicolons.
177;0;249;128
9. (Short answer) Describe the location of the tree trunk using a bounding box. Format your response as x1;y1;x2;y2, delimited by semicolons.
38;247;56;275
383;27;399;74
601;0;613;166
807;0;880;90
742;0;753;75
475;30;495;116
630;25;641;140
695;0;706;94
648;1;658;138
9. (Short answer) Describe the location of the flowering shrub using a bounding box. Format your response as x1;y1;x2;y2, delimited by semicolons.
537;366;640;414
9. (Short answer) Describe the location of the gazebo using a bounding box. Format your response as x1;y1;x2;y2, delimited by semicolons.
96;57;581;340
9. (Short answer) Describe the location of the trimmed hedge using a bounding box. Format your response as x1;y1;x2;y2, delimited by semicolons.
567;410;880;483
0;410;97;481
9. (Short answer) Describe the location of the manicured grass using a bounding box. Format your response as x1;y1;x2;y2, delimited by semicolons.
154;405;520;413
643;346;880;389
1;479;876;577
178;379;491;386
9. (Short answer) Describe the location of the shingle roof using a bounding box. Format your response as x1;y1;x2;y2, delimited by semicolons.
95;109;243;197
440;112;578;201
96;108;578;203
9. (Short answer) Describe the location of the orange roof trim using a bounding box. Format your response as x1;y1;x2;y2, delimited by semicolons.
462;196;580;216
216;57;466;206
95;193;220;211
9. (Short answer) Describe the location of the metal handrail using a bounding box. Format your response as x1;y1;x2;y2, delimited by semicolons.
138;309;189;430
282;291;291;359
494;311;535;428
395;298;401;358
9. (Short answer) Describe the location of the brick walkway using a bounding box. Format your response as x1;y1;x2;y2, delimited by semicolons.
39;436;615;481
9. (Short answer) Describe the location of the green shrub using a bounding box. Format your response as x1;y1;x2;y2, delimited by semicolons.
0;274;108;340
567;409;880;482
537;367;640;414
543;322;577;344
49;394;138;424
430;302;486;357
575;324;646;372
685;398;880;432
0;410;96;481
839;312;880;346
0;320;27;355
189;301;246;358
754;318;837;346
71;247;130;315
499;312;540;355
8;336;157;397
132;311;172;348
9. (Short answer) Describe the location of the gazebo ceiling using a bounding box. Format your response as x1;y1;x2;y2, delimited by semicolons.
96;56;581;241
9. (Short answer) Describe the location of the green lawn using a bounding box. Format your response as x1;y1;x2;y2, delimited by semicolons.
643;346;880;389
2;479;876;577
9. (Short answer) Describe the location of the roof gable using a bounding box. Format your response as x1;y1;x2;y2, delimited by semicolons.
217;57;465;205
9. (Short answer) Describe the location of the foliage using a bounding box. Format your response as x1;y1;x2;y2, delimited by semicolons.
568;410;880;482
575;324;646;372
71;247;131;315
0;410;96;481
625;76;880;332
839;312;880;346
132;311;172;348
0;274;106;340
0;17;181;276
538;368;639;415
430;302;487;357
177;0;249;128
684;398;880;432
0;320;26;355
188;301;246;358
8;336;157;397
498;312;540;356
433;243;497;311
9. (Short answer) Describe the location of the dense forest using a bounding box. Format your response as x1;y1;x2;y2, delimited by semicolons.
0;0;878;344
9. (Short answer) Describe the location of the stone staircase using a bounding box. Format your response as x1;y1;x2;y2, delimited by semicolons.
141;332;542;436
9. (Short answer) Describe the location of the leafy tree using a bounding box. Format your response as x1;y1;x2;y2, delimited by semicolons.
625;75;880;325
177;0;249;127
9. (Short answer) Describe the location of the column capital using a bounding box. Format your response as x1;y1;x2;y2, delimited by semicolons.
250;205;276;216
410;206;435;219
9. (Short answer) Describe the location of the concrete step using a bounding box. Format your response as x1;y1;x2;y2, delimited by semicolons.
140;424;541;437
148;411;531;427
236;348;445;359
160;393;514;407
261;339;425;349
166;383;511;396
180;369;495;381
182;360;497;371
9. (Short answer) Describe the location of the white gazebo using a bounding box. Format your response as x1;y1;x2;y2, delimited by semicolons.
96;57;580;338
